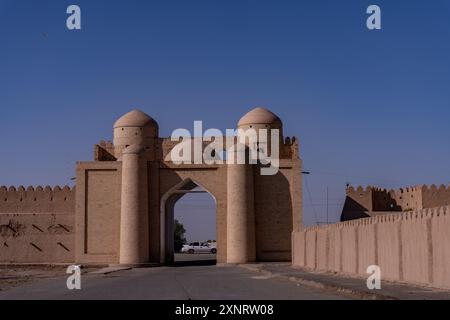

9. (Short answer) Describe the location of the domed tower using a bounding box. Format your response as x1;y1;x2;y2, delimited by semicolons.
113;109;159;159
227;108;283;264
113;109;156;265
238;107;283;137
237;107;283;157
237;107;283;137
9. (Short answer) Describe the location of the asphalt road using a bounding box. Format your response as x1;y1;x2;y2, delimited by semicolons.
0;263;347;300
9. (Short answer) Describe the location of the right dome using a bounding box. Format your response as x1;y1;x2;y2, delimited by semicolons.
237;107;282;128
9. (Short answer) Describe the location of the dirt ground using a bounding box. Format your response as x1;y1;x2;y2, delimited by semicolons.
0;265;95;291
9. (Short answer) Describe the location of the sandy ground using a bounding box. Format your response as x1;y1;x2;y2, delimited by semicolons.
0;255;213;292
0;255;212;292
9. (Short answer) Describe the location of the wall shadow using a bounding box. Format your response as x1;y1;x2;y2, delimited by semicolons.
171;257;217;267
340;196;370;221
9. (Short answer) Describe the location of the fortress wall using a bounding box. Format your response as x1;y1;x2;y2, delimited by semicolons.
305;229;316;269
346;185;424;213
0;186;75;214
422;184;450;209
292;231;305;266
316;228;328;271
346;186;373;211
0;213;74;263
432;207;450;287
377;216;401;281
0;186;75;263
357;223;376;276
341;224;357;274
346;184;450;215
292;206;450;289
328;227;340;272
371;188;403;211
401;211;430;284
389;186;422;211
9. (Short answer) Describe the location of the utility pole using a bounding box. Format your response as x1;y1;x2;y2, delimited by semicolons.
326;186;329;224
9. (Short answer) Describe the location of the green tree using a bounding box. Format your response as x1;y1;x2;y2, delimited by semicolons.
174;219;186;253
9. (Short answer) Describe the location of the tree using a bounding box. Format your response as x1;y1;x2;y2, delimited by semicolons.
174;219;186;253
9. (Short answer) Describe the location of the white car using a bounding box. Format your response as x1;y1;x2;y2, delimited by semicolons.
181;242;217;254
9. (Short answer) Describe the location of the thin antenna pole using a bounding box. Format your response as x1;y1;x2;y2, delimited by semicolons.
326;186;329;224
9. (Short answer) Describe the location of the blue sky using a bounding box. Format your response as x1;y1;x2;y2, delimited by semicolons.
1;1;450;235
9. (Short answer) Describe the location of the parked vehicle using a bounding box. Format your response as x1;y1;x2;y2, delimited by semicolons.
181;241;217;254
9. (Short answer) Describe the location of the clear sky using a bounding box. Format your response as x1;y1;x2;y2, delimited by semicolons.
1;1;450;233
175;192;216;243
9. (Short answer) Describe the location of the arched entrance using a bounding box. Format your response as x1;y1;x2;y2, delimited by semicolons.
160;178;217;265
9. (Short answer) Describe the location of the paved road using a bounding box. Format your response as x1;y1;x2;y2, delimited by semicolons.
0;264;348;300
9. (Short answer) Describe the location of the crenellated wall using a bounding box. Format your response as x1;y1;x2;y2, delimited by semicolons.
345;186;374;212
421;184;450;209
388;186;423;211
0;186;75;263
293;206;450;289
342;185;450;221
95;140;116;161
159;136;299;163
0;185;75;214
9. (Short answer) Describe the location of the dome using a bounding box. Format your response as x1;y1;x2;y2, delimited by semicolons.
114;109;158;129
237;107;282;127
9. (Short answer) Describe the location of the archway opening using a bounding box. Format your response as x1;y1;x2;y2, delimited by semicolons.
161;179;217;266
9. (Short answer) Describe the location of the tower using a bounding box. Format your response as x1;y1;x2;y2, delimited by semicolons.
113;109;159;160
113;109;158;265
237;106;283;156
226;107;284;263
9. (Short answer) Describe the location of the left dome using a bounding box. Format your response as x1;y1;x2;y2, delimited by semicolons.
113;109;159;154
114;109;158;129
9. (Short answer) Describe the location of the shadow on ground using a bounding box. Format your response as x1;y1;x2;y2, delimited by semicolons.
173;253;217;267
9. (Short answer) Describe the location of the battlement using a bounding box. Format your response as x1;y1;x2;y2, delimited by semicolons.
0;185;75;214
159;135;300;163
283;136;296;146
98;140;114;149
95;140;116;161
421;184;450;209
309;205;450;232
282;136;299;158
421;184;450;192
346;185;374;193
345;185;374;212
342;184;450;221
348;184;450;195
